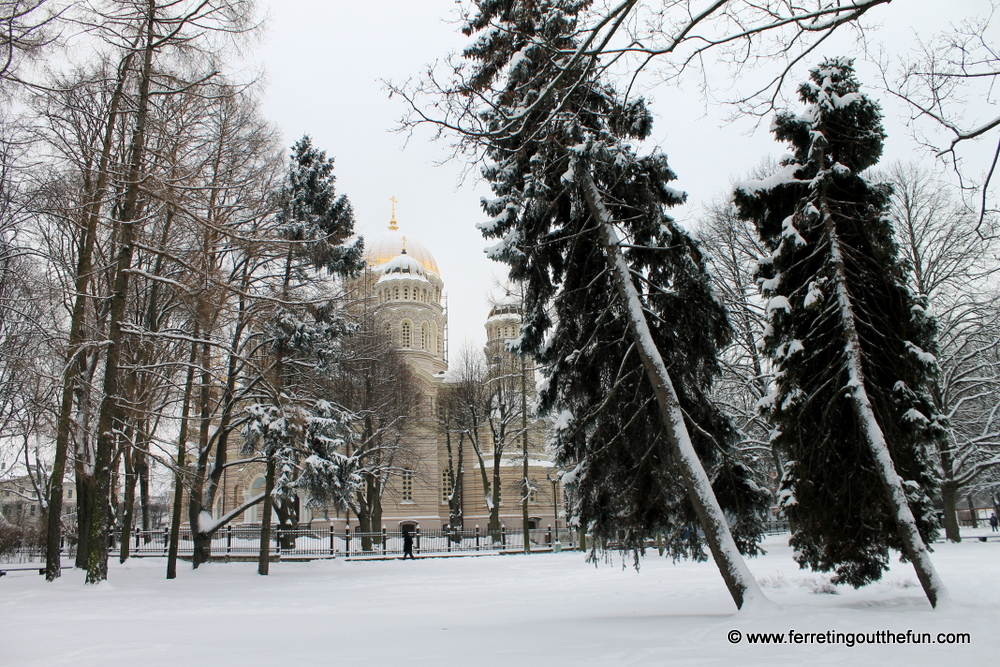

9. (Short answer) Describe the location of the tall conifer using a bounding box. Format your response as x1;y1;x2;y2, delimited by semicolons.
733;59;948;605
465;0;769;606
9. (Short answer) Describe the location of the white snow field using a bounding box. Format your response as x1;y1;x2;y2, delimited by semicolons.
2;534;996;666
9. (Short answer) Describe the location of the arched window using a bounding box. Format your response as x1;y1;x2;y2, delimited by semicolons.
401;470;414;502
442;470;454;504
401;321;411;348
421;322;429;350
394;287;399;300
246;477;266;523
403;287;409;300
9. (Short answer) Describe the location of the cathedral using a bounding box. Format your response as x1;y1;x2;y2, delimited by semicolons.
223;207;560;536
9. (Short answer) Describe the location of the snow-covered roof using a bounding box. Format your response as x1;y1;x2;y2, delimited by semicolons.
376;253;431;284
365;228;440;277
487;302;522;320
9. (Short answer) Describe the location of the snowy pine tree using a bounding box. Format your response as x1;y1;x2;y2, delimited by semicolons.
733;59;948;606
243;135;365;572
463;0;769;607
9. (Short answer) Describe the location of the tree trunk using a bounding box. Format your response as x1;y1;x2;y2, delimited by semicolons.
73;471;94;570
274;496;299;551
521;355;531;553
118;445;136;563
967;495;979;529
822;201;948;608
581;169;765;610
490;450;502;543
188;333;216;569
936;429;961;542
167;331;198;580
940;482;961;543
86;3;157;584
449;433;464;530
370;478;383;546
469;427;493;538
44;48;136;582
137;445;151;537
257;457;276;575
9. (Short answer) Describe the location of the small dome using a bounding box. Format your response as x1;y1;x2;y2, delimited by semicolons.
377;253;430;284
365;229;440;277
487;301;522;320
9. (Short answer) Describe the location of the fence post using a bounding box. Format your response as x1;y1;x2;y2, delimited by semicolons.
330;525;335;556
345;526;351;556
415;525;421;555
382;526;387;556
501;524;507;548
547;525;552;546
475;525;480;551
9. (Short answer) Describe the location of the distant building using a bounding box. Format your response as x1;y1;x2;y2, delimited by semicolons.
0;473;75;525
217;207;561;535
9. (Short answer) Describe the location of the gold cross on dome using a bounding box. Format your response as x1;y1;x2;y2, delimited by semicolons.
389;195;398;230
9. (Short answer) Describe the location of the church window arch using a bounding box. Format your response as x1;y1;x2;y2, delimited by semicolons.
394;287;399;300
442;469;454;504
403;287;409;300
401;321;412;348
400;470;414;502
421;322;429;350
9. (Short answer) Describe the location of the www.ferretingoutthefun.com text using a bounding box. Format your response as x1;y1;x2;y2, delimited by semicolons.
727;629;970;647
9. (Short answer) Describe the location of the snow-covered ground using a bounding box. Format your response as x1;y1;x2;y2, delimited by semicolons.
2;534;996;666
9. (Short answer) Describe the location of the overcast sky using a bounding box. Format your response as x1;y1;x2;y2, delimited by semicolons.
244;0;995;354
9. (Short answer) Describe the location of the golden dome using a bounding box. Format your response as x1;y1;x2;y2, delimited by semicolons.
364;228;440;277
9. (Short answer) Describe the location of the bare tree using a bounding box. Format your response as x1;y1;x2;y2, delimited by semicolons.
0;0;61;88
78;0;259;584
328;286;418;552
879;3;1000;227
698;190;777;485
881;161;1000;541
444;344;490;535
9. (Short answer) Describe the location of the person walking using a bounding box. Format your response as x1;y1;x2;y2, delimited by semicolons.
402;530;415;559
990;513;998;532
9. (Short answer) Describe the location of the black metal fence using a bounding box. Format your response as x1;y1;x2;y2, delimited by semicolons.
2;521;797;565
117;524;578;559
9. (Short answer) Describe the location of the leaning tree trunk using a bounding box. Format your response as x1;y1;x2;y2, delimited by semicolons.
823;203;948;608
581;169;765;610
